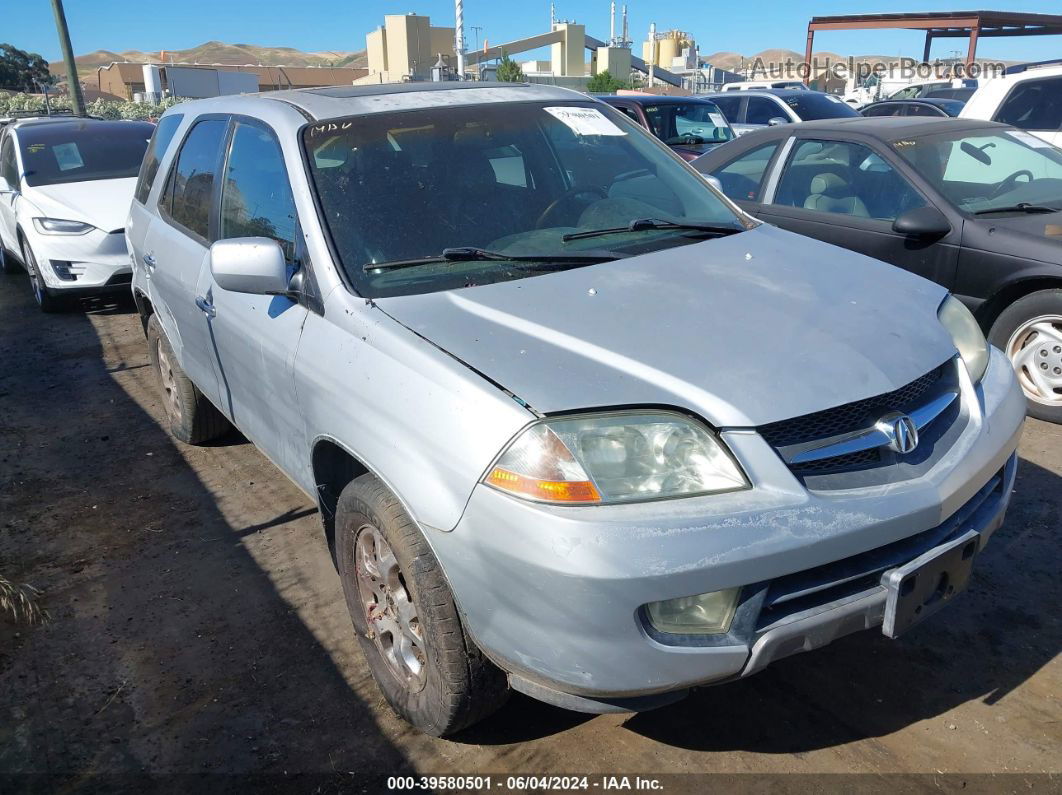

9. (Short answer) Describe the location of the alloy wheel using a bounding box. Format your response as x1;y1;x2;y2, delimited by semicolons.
354;524;427;689
24;249;44;306
155;339;183;423
1006;315;1062;406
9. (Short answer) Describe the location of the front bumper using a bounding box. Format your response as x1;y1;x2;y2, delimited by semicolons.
25;227;132;293
430;347;1026;708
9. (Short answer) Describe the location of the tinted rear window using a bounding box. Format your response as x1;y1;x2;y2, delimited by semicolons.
19;122;153;187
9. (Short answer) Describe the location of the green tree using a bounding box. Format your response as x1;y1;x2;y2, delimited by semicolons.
496;52;525;83
0;44;54;93
587;69;629;93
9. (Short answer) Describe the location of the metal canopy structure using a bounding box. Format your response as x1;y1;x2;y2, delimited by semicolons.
804;10;1062;80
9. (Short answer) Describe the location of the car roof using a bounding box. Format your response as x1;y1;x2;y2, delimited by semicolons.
741;115;1010;141
206;81;587;122
598;94;715;105
10;118;153;137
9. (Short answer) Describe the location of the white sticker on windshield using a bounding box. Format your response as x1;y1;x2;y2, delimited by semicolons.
708;113;727;128
52;142;84;171
544;106;625;136
1008;130;1053;149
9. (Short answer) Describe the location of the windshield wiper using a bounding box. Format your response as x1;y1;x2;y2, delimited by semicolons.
562;217;743;242
363;246;621;273
973;202;1060;215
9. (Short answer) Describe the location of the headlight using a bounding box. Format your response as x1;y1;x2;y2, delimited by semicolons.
645;588;741;635
484;411;749;505
938;295;989;384
32;218;94;235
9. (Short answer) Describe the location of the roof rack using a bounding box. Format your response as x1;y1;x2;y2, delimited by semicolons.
7;108;78;118
1003;58;1062;75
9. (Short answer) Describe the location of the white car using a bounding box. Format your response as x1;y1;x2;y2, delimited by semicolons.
0;117;153;311
960;62;1062;148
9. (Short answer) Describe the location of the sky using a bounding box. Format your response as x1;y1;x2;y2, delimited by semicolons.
7;0;1062;65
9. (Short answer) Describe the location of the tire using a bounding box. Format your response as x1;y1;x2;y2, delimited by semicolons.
146;313;231;444
20;239;66;313
335;473;508;736
0;245;22;275
988;288;1062;424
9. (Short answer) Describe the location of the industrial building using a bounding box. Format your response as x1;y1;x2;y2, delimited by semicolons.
93;61;368;101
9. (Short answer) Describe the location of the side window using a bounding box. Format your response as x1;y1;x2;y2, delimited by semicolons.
0;135;17;187
220;121;297;261
613;105;641;124
703;142;780;202
746;97;785;126
135;114;183;204
161;118;228;241
711;95;741;123
863;103;903;117
773;139;924;220
908;103;943;118
994;77;1062;132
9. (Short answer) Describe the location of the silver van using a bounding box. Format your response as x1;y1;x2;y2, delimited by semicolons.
126;83;1025;736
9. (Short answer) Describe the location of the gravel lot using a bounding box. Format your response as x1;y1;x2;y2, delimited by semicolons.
0;272;1059;789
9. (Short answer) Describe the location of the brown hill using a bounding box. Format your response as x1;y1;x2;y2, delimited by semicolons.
51;40;365;80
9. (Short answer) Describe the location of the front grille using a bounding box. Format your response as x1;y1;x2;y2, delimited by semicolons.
790;447;881;474
759;364;946;450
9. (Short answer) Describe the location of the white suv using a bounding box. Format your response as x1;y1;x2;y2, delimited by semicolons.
961;63;1062;147
0;117;153;311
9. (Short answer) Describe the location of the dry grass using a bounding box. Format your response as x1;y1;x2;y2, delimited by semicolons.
0;574;48;625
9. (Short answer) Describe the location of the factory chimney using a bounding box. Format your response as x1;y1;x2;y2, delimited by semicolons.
454;0;465;79
622;5;629;45
610;1;616;43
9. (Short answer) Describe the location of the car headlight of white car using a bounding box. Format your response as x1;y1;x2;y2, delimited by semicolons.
484;410;749;504
938;295;989;384
32;218;95;235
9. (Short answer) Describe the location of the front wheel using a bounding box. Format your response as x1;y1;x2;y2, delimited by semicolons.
989;289;1062;423
335;473;508;736
21;240;66;312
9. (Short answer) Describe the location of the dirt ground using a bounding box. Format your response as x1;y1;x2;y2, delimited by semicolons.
0;271;1059;791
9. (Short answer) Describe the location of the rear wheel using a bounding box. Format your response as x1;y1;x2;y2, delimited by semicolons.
146;313;230;444
335;473;508;736
989;289;1062;423
21;240;66;312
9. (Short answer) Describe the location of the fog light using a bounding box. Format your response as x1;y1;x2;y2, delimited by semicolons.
645;588;741;635
49;260;78;281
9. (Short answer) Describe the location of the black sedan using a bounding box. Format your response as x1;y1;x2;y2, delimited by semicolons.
861;98;966;118
692;116;1062;422
597;95;735;161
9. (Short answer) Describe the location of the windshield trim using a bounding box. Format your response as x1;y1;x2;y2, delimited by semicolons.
297;98;752;300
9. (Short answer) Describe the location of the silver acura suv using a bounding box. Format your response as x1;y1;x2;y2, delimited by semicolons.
127;83;1025;736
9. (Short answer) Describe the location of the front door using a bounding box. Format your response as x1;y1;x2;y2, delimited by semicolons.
201;118;309;479
757;137;960;288
0;133;20;252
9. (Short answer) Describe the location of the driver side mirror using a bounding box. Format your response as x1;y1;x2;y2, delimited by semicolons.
892;206;951;239
701;173;724;193
767;117;789;126
209;237;290;295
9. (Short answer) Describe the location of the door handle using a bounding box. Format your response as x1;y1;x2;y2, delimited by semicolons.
142;252;156;269
194;295;216;318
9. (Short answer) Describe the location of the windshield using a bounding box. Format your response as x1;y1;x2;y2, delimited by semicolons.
893;130;1062;214
303;100;746;298
19;122;153;187
641;101;734;148
783;93;859;120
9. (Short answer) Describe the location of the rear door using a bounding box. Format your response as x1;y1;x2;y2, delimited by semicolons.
202;118;309;477
141;116;229;407
758;136;960;287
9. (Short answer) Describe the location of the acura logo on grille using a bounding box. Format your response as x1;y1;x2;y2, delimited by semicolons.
876;412;919;454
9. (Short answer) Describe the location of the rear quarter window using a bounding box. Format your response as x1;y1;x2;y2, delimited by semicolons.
135;114;183;204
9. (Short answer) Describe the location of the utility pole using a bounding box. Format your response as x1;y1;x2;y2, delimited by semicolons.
50;0;84;116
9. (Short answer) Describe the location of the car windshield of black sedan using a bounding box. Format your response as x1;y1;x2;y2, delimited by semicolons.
784;93;859;120
641;102;733;146
302;101;745;298
894;130;1062;214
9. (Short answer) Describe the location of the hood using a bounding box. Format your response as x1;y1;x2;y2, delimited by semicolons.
27;177;137;233
377;225;956;427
